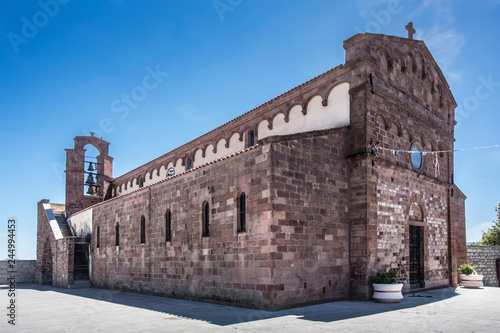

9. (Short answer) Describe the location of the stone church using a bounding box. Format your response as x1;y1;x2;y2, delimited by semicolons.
36;30;467;310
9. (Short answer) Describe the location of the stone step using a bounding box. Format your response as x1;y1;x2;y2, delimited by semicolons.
53;211;73;237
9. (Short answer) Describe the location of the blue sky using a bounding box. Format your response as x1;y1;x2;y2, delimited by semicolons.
1;0;499;259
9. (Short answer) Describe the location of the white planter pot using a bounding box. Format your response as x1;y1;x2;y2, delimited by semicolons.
460;274;484;288
372;283;404;303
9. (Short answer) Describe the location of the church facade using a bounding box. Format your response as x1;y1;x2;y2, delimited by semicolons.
36;32;467;310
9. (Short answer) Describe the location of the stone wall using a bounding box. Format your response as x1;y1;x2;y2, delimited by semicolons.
265;128;351;308
0;260;36;284
371;160;452;292
467;245;500;287
343;33;463;298
90;129;354;310
91;143;278;309
36;199;55;285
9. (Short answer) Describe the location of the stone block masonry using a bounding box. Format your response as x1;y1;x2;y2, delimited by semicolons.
92;143;278;309
264;128;351;308
92;129;353;310
467;245;500;287
0;260;36;284
36;32;468;310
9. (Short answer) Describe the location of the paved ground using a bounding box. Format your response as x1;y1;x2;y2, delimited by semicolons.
1;284;499;332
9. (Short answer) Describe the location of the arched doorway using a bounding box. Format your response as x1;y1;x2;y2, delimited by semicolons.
409;202;425;289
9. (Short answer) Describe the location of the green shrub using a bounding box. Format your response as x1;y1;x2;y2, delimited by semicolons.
372;270;398;284
458;264;476;275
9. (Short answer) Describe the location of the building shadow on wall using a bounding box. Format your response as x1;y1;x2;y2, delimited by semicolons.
14;284;460;326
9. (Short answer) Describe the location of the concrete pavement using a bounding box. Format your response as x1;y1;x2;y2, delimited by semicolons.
1;284;499;332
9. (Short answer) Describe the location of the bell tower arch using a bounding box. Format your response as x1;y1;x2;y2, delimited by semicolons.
65;132;113;216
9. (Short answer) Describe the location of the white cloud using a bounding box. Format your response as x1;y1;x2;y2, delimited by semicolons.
175;104;203;122
490;0;500;7
412;0;456;25
407;0;464;80
467;221;491;243
417;27;465;80
355;0;392;18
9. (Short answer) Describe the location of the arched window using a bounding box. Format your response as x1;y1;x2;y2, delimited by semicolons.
237;192;246;233
96;226;100;248
140;216;146;244
187;158;193;170
248;130;255;147
202;201;210;237
115;223;120;246
165;209;172;242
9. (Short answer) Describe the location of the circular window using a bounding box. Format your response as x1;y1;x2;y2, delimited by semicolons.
411;146;422;170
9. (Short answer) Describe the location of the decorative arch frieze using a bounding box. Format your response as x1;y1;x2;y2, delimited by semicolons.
266;117;273;130
276;103;291;123
237;130;245;142
403;127;413;142
375;113;389;130
377;47;393;71
193;148;203;162
112;81;350;198
436;84;444;108
300;98;309;115
213;137;225;154
393;50;406;72
415;52;426;80
391;120;403;137
223;135;231;149
407;52;417;73
413;132;424;145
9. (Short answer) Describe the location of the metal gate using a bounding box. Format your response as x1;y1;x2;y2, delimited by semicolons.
73;244;89;280
409;225;424;289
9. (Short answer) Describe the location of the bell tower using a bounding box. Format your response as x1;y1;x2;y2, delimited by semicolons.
65;133;113;216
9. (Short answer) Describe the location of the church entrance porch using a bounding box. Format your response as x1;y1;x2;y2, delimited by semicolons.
409;225;424;289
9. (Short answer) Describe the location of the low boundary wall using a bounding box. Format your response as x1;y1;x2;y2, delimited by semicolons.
0;260;36;284
467;245;500;287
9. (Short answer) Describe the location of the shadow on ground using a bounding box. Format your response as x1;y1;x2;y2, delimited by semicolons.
7;284;460;326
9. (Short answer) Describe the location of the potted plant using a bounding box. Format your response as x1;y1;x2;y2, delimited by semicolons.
458;264;484;288
372;270;403;303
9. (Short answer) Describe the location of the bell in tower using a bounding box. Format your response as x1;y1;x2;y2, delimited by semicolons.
65;133;113;216
85;173;95;185
86;186;94;195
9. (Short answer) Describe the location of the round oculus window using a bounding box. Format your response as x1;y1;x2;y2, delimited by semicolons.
411;146;422;170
